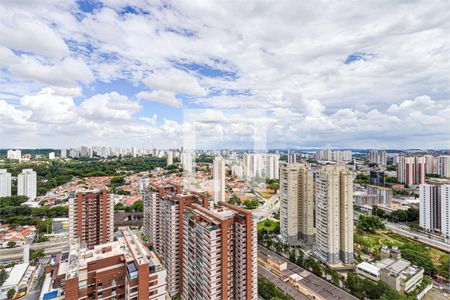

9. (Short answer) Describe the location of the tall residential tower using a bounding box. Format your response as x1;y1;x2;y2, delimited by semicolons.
280;163;315;246
315;164;353;264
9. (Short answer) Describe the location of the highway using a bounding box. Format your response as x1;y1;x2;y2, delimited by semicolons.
385;223;450;252
0;240;69;261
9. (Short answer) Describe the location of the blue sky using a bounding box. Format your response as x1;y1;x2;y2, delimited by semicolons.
0;0;449;149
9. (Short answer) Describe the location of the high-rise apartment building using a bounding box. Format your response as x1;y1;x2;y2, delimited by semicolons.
182;202;257;300
60;148;67;159
243;153;279;179
369;170;385;186
280;163;315;246
7;149;21;160
144;184;257;299
441;185;450;239
368;149;387;166
44;228;167;300
315;164;353;265
419;184;450;238
315;150;352;162
167;151;174;166
438;156;450;178
397;156;426;186
69;190;114;249
424;155;438;175
419;184;441;232
17;169;37;200
0;169;12;197
213;155;226;203
143;184;178;250
181;151;195;174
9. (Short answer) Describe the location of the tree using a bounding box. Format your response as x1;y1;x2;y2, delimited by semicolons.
400;248;436;276
30;249;45;261
390;209;408;222
406;208;419;222
7;241;16;248
345;272;365;299
372;206;386;218
268;182;280;193
7;289;15;300
0;269;8;286
289;250;296;263
295;251;304;267
357;215;385;232
0;195;28;207
354;174;370;185
127;200;143;212
311;260;323;277
243;198;259;209
228;194;241;206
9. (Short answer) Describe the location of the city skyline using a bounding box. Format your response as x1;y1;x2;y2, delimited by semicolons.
1;1;449;149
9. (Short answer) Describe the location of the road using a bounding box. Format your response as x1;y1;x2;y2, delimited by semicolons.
259;245;358;300
253;192;280;220
385;223;450;252
0;240;69;261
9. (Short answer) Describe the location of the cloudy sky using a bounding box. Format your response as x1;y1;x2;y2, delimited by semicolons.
1;0;449;149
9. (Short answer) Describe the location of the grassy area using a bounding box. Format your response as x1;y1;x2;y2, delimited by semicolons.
257;218;280;235
354;229;449;278
255;189;275;199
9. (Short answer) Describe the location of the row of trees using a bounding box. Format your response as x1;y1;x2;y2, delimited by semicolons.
114;200;144;212
372;206;419;223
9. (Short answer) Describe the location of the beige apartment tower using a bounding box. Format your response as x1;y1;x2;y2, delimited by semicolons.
315;164;353;264
280;163;315;246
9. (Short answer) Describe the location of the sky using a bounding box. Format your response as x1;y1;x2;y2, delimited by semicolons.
0;0;449;149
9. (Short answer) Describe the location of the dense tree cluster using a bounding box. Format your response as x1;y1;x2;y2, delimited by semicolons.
0;157;167;196
357;215;385;232
345;272;415;300
372;206;419;223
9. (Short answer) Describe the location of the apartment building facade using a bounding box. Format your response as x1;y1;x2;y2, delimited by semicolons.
17;168;37;200
280;163;315;246
143;184;257;299
69;189;114;249
44;228;167;300
315;164;353;265
397;156;426;186
419;184;450;238
213;155;226;203
182;202;257;300
0;169;12;197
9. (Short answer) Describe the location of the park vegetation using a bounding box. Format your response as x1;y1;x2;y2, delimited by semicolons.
0;156;167;196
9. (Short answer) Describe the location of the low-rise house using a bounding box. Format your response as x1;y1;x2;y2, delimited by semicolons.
0;225;36;248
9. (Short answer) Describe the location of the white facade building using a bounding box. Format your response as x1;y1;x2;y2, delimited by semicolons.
419;184;450;239
48;152;55;160
17;169;37;200
167;151;174;166
441;185;450;239
7;149;21;160
0;169;12;197
213;155;226;203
